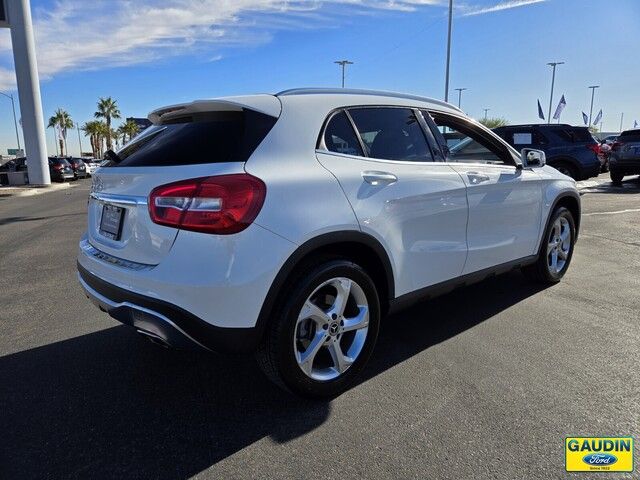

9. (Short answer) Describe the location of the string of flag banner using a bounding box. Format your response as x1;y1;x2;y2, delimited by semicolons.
537;97;637;130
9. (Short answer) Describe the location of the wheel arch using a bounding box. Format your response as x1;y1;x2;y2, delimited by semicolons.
537;192;581;256
254;230;395;343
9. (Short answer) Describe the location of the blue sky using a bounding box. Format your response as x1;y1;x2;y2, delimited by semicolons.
0;0;638;156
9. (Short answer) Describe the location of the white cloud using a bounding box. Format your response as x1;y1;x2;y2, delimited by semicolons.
0;0;541;90
460;0;547;16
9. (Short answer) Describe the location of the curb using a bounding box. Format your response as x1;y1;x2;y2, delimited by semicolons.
0;182;73;198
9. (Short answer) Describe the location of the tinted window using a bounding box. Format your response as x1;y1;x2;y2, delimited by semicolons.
506;130;547;147
105;109;277;167
348;108;433;162
431;112;512;165
618;130;640;141
323;111;363;156
50;158;71;166
554;127;594;143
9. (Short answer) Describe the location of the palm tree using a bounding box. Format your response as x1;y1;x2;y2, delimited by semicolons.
82;120;109;158
94;97;121;151
118;119;140;144
47;108;74;156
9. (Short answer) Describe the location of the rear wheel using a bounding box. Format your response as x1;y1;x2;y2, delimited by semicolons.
522;206;575;284
256;258;380;398
552;161;578;180
610;171;624;185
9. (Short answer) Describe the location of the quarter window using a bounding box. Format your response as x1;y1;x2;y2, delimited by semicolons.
348;108;434;162
323;111;364;157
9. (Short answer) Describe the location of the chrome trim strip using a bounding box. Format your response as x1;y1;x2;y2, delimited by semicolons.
90;192;147;206
78;274;211;351
79;238;154;271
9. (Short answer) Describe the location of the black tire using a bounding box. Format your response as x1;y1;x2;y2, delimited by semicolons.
551;161;578;180
610;171;624;185
256;257;380;398
522;206;576;284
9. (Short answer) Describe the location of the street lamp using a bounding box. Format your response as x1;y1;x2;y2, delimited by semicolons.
0;91;21;152
454;87;467;109
546;61;564;124
334;60;353;88
483;108;490;120
444;0;453;102
588;85;600;126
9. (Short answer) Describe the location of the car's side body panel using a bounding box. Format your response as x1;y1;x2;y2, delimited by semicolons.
316;151;468;296
448;163;543;273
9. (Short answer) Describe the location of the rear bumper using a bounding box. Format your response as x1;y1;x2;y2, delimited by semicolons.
78;263;261;353
579;161;602;179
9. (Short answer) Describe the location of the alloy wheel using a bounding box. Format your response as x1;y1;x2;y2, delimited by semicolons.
293;277;369;381
547;217;571;274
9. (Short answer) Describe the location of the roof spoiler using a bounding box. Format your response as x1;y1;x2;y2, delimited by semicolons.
148;95;282;125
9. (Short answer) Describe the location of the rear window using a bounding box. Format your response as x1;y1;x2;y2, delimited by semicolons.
105;109;277;167
50;158;70;166
555;128;594;143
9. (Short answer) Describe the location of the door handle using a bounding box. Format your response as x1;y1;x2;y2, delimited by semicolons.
362;171;397;186
465;171;491;184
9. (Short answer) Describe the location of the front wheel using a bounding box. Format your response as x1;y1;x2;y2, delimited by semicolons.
522;206;576;284
257;258;380;398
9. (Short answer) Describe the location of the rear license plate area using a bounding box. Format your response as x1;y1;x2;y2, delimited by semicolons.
99;204;124;240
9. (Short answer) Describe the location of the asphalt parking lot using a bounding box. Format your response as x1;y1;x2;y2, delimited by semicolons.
1;175;639;479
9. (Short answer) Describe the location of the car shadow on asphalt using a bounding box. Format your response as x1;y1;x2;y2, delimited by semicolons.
0;271;546;479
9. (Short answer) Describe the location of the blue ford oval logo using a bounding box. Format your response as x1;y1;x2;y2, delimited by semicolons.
582;453;617;466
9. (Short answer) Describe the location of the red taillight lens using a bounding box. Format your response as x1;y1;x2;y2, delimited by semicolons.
148;174;266;234
587;143;600;154
53;164;64;170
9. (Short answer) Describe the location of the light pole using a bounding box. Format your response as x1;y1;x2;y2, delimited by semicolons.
619;112;624;132
483;108;490;121
454;87;467;109
334;60;353;88
0;91;21;151
588;85;600;126
546;61;564;124
76;122;83;156
5;0;50;184
444;0;453;102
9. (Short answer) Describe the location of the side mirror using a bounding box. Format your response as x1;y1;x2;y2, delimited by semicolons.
521;148;546;168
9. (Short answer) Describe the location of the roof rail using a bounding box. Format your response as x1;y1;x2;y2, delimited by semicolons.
276;88;462;113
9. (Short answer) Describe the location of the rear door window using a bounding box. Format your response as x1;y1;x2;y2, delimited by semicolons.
104;109;277;167
348;107;434;162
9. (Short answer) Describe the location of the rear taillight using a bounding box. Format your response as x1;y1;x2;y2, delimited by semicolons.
148;174;266;234
587;143;600;154
53;164;64;170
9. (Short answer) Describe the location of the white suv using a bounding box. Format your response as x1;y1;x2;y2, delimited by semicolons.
78;88;580;397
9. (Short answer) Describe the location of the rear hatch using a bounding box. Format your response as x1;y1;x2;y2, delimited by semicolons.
614;130;640;161
87;95;280;265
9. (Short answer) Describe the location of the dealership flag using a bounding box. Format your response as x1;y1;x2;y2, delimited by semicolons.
582;112;588;125
537;100;545;120
635;120;638;128
593;109;602;126
553;95;566;120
